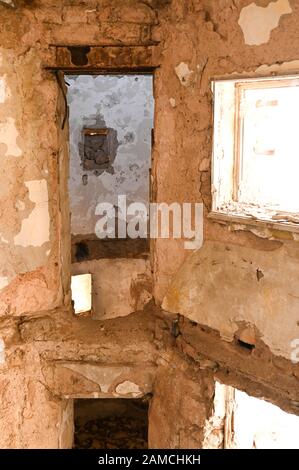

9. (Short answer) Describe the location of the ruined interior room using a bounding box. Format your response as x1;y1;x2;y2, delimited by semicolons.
0;0;299;454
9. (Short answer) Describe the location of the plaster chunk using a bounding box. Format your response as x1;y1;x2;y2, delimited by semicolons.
0;1;15;6
115;381;141;397
256;59;299;74
15;200;25;211
238;0;292;46
14;180;50;247
175;62;195;87
0;117;22;157
237;325;256;346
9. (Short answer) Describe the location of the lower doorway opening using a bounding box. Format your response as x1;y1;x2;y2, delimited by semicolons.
74;398;149;449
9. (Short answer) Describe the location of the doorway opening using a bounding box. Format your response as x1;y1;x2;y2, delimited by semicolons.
65;73;155;319
73;398;149;449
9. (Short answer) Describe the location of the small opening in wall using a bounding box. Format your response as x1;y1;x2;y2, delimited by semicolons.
73;399;149;449
75;241;89;262
71;273;92;315
82;127;116;173
237;339;255;351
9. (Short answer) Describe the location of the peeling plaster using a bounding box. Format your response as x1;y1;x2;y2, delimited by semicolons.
14;200;25;211
0;0;15;7
238;0;292;46
175;62;195;87
0;117;22;157
115;380;141;397
0;276;9;290
63;363;132;394
247;227;272;239
214;60;299;82
58;401;73;450
0;75;10;103
14;180;50;247
0;338;5;364
0;77;5;103
256;59;299;74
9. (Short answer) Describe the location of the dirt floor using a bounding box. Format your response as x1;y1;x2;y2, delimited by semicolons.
73;398;148;449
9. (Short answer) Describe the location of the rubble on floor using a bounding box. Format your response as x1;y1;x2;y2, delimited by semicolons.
74;415;148;449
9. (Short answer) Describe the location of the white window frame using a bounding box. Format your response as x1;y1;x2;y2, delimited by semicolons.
210;74;299;232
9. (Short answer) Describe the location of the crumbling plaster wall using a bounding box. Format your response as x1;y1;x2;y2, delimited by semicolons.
0;0;299;448
0;44;64;316
0;317;74;448
152;0;299;363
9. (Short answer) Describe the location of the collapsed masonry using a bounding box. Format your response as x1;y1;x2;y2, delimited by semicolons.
0;0;299;449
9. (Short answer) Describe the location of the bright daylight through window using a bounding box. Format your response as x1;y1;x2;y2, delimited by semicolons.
211;75;299;225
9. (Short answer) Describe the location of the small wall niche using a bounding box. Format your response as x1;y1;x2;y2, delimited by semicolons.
74;398;149;449
83;128;110;171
